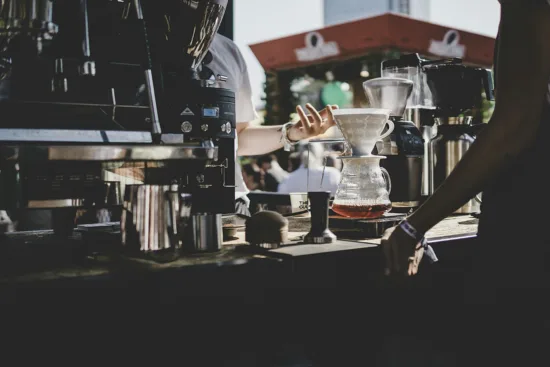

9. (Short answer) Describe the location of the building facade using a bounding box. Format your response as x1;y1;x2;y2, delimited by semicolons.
323;0;431;26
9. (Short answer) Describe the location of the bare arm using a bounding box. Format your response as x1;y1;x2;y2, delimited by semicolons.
236;122;284;156
236;104;337;157
407;2;550;235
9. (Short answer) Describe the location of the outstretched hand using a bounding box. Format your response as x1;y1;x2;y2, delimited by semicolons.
381;226;425;277
287;104;339;142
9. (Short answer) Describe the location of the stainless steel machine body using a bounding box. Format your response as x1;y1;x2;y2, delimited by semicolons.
428;118;480;213
423;62;494;214
187;214;223;253
381;54;494;214
405;108;437;197
0;0;235;256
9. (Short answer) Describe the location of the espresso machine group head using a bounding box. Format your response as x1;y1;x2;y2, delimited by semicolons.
0;0;236;252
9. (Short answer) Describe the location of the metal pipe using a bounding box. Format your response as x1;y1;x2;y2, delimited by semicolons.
133;0;162;136
30;0;37;22
80;0;91;57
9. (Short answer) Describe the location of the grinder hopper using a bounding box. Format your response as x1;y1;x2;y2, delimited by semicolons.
149;0;229;73
363;77;414;119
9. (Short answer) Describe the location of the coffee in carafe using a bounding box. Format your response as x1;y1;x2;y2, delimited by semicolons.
332;156;392;219
332;203;392;219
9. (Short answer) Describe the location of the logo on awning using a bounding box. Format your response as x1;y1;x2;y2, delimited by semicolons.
295;32;340;62
429;30;466;59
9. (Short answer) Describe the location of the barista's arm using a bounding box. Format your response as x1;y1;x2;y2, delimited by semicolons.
236;122;284;156
406;2;550;235
236;104;337;157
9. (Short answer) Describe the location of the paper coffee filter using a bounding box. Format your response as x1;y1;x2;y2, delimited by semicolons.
332;108;392;156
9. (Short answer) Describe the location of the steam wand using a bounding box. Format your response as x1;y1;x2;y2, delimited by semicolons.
133;0;162;142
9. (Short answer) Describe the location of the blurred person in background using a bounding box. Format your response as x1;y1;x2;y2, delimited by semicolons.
325;154;342;171
241;162;264;192
257;154;289;192
287;152;302;173
277;143;341;195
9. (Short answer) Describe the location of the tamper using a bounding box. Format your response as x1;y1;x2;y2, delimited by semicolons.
303;191;337;244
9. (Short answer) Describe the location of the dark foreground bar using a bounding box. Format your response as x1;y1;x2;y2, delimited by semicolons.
0;215;478;366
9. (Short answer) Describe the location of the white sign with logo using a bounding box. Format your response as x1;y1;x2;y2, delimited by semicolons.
429;30;466;59
295;32;340;62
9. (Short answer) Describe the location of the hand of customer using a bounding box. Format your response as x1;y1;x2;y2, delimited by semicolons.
288;104;339;142
381;225;425;276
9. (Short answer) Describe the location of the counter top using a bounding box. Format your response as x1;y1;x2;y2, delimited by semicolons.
0;230;273;284
0;215;477;285
225;215;478;257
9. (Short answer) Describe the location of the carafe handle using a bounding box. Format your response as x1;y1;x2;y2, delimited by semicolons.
379;119;395;141
381;167;392;195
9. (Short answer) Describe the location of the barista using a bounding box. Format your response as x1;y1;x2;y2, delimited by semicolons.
380;0;550;363
208;33;338;216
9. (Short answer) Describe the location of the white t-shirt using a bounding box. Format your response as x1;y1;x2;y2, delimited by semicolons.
208;34;258;204
277;165;341;196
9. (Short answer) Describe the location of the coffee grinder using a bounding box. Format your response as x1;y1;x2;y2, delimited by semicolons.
423;60;494;213
363;77;424;213
380;54;436;198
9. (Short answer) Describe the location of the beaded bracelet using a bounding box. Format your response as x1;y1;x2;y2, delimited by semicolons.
280;122;299;151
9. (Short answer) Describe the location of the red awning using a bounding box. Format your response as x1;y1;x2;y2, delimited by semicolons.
249;13;496;71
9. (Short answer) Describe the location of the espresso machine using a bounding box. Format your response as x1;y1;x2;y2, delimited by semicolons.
363;77;424;213
0;0;235;254
423;60;494;213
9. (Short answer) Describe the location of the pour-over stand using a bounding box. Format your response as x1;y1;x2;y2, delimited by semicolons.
329;154;406;239
323;108;406;238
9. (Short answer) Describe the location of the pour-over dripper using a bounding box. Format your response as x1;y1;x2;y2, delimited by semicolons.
332;108;393;156
363;77;414;119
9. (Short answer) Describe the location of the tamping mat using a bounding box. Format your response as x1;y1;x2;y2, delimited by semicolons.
329;212;406;239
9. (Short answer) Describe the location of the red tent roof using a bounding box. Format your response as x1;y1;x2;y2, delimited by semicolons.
250;13;496;71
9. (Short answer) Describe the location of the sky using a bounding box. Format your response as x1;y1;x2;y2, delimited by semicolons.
233;0;501;108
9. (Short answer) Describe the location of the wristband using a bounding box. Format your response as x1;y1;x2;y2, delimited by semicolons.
400;220;438;264
398;219;424;242
281;122;299;152
398;220;439;264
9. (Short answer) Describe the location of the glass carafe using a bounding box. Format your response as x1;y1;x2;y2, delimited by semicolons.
332;156;392;219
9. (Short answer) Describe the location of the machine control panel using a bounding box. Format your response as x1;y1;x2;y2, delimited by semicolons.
175;102;235;140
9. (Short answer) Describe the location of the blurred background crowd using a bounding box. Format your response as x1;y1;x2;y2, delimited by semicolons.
240;141;345;196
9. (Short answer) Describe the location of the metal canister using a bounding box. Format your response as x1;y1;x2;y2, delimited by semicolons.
429;122;480;214
121;184;192;262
